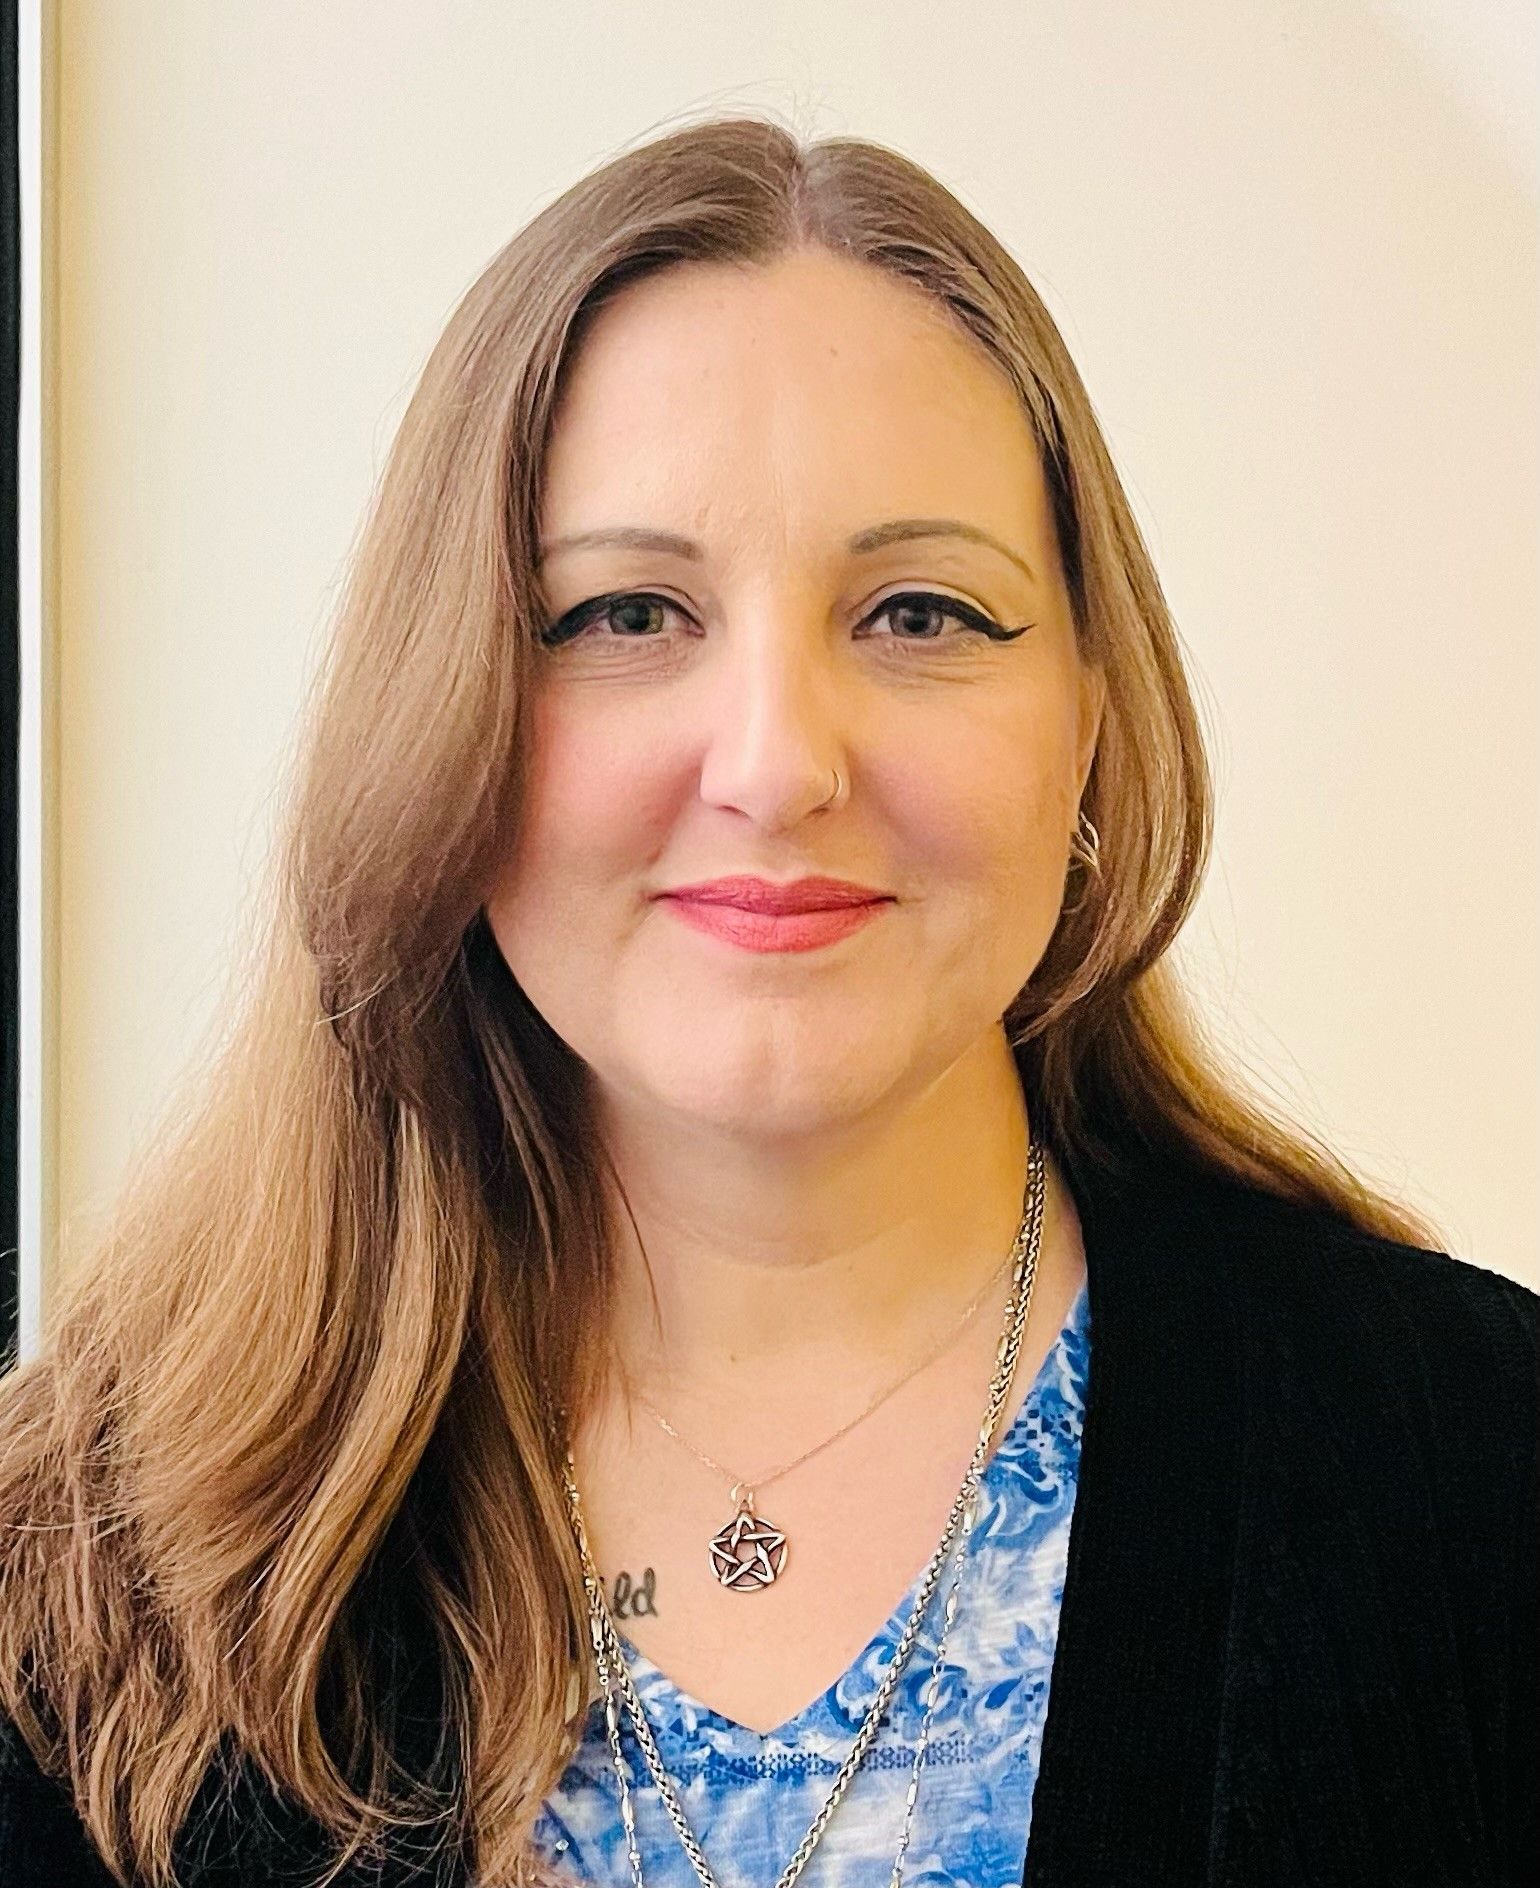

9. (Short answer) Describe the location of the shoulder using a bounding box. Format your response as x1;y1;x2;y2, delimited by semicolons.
1;1701;466;1887
1209;1169;1538;1405
0;1709;118;1886
1101;1143;1538;1390
1191;1169;1537;1535
1081;1143;1537;1436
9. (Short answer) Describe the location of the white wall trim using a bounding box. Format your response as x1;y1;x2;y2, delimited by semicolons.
15;0;47;1365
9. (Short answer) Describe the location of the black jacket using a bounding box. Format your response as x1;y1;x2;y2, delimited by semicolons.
3;1143;1536;1886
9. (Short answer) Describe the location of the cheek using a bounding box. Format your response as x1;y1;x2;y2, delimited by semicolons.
494;702;664;900
899;713;1077;897
949;789;1074;963
482;712;643;980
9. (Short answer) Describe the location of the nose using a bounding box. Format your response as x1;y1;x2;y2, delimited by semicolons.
690;597;854;828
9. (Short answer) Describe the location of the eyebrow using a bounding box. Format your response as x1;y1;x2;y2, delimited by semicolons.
536;517;1037;585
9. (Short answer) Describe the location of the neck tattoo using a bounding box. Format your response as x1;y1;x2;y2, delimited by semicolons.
608;1566;659;1620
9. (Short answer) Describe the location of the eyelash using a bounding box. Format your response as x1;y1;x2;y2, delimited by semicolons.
538;589;1033;654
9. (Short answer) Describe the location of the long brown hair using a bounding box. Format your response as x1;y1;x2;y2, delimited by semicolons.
0;111;1444;1887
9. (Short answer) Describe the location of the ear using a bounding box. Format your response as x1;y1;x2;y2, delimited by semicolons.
1073;661;1107;800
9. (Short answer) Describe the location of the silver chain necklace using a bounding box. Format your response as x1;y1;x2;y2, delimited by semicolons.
626;1233;1020;1591
558;1136;1046;1888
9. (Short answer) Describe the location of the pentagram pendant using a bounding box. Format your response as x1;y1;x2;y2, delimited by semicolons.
709;1484;788;1591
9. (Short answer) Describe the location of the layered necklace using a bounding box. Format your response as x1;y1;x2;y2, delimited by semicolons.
558;1136;1047;1888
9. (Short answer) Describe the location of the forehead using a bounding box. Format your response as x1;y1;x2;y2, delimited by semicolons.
538;248;1049;569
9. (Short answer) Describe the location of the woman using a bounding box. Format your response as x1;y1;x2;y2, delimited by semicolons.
0;115;1533;1888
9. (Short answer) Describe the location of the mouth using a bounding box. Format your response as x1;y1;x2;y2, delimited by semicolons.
656;876;894;916
659;894;893;955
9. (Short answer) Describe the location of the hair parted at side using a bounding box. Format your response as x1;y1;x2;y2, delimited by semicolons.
0;109;1444;1888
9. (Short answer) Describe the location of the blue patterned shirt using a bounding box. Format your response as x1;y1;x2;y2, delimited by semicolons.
534;1278;1090;1885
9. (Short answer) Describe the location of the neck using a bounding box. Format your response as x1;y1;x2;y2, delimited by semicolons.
591;1030;1060;1409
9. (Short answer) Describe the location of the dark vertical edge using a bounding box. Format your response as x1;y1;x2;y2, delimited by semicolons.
1;0;20;1373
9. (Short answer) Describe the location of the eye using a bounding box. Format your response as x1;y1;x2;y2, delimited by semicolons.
858;590;1031;647
539;590;689;648
537;588;1032;651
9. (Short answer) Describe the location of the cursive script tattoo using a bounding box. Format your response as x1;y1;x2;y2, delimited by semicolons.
609;1567;659;1619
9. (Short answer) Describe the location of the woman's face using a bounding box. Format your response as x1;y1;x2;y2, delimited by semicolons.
486;246;1104;1142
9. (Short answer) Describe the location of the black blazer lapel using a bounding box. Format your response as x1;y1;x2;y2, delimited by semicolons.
1024;1147;1247;1887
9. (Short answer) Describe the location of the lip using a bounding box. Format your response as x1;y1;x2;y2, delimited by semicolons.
656;875;893;914
662;895;891;954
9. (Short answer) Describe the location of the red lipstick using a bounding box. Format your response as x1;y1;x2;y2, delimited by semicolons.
657;875;891;914
655;876;895;954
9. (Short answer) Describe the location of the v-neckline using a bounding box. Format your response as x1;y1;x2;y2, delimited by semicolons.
607;1277;1091;1752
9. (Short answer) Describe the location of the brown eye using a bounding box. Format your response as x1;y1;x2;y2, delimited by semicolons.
540;591;689;648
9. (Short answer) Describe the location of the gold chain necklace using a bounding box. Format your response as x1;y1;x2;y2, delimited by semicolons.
558;1136;1046;1888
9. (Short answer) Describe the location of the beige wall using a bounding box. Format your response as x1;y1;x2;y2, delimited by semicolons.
46;1;1537;1300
